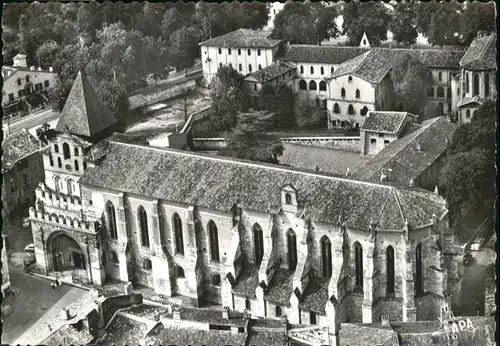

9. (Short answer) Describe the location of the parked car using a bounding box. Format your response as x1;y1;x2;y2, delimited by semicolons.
23;252;36;267
23;218;30;228
24;244;35;253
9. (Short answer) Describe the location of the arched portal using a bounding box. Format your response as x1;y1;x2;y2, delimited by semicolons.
47;232;88;280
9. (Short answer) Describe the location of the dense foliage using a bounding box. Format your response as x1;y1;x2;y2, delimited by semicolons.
342;1;392;46
439;101;496;224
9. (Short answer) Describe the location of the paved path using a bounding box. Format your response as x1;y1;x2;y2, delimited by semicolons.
3;108;59;136
1;266;88;345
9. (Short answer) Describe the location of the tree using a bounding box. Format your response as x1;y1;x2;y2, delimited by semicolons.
294;96;325;129
35;42;60;69
168;26;201;73
225;110;284;164
439;100;496;224
415;1;463;47
258;83;296;129
460;2;496;46
210;66;251;131
391;1;418;46
342;1;391;46
272;2;339;45
390;51;433;115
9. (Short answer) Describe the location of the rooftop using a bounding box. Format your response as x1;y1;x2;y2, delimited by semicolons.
199;28;281;48
457;95;485;108
279;142;368;176
264;268;294;306
100;314;150;345
79;141;448;230
40;323;93;346
55;71;117;138
354;117;458;186
460;33;496;70
2;130;45;170
2;65;55;81
245;61;296;83
361;111;417;134
144;324;248;346
282;45;369;64
339;323;398;346
233;264;259;298
298;275;330;314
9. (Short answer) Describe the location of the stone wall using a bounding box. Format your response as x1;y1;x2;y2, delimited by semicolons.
484;264;495;316
191;138;229;150
280;136;361;152
129;78;198;111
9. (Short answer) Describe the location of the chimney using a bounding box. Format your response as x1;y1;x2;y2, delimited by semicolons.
38;67;42;71
30;66;35;71
13;54;27;68
49;67;54;72
381;315;390;326
434;185;439;195
222;306;230;320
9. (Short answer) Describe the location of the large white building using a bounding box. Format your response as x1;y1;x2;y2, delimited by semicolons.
199;29;281;86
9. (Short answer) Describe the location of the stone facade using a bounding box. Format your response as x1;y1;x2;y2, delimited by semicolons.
1;236;11;296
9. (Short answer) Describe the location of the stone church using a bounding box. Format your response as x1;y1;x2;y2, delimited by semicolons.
29;71;463;342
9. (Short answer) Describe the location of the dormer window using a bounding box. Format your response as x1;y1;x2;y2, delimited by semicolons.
348;76;353;83
282;184;298;213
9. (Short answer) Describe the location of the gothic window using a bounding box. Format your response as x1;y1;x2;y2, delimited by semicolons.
321;236;332;278
387;246;395;294
485;73;490;96
465;72;470;93
249;64;253;73
173;213;184;255
466;109;471;118
67;179;75;195
106;202;118;239
57;157;62;168
212;273;221;286
341;88;346;98
74;160;79;171
208;220;220;262
437;87;444;98
354;242;363;289
174;265;185;278
361;106;368;116
473;73;480;96
287;229;297;271
245;298;251;311
348;76;353;83
74;147;79;156
334;103;340;114
415;243;423;295
427;87;434;97
299;80;307;90
348;104;355;115
285;193;292;204
54;176;63;192
438;71;442;81
319;81;327;91
309;81;317;90
276;306;282;317
138;206;150;247
310;311;317;325
143;258;152;270
300;66;304;74
253;223;264;265
355;89;360;99
49;156;54;167
310;66;314;74
320;66;324;75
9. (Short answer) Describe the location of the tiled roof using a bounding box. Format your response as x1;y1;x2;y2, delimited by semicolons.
144;324;247;346
199;28;280;48
355;117;458;186
298;275;330;314
460;34;497;70
80;142;448;230
247;331;288;346
279;143;368;176
282;45;369;64
100;314;150;345
2;65;54;81
339;323;398;346
457;95;485;108
41;324;93;345
418;49;464;69
55;71;117;138
2;130;44;170
264;268;294;306
361;111;416;134
84;132;150;163
233;264;259;298
246;61;296;83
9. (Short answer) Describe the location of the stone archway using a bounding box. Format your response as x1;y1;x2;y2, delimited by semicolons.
47;231;88;281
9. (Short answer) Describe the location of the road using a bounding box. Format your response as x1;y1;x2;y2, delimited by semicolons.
3;108;59;136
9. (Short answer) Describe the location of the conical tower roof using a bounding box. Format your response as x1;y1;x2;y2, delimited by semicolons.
55;71;117;138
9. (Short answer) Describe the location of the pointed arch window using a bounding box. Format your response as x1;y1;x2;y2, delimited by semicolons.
138;206;150;247
415;243;423;295
465;72;470;93
341;88;346;98
287;229;297;271
466;109;471;118
208;220;220;262
67;179;75;195
348;76;353;83
257;49;261;56
473;72;479;95
485;73;490;96
321;236;332;278
106;202;118;239
54;144;59;153
438;71;442;81
354;242;363;289
361;106;368;116
348;104;355;115
319;81;327;91
253;223;264;265
54;176;63;192
387;246;395;294
333;103;340;114
355;89;360;99
62;143;70;159
173;213;184;255
228;48;232;55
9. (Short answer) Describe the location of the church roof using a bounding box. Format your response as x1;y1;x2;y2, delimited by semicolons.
298;275;330;314
2;130;45;171
457;95;485;108
245;61;296;83
80;142;448;230
282;45;369;64
199;28;281;48
361;111;417;134
355;117;458;185
329;49;393;84
55;71;117;138
460;34;496;71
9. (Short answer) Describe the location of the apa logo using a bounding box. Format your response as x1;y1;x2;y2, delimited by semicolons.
443;318;475;337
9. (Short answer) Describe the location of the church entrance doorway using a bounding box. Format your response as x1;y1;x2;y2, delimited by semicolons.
48;232;88;282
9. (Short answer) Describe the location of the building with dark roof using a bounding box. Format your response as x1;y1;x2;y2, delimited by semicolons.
452;32;496;124
1;129;46;224
199;29;282;85
245;61;296;96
